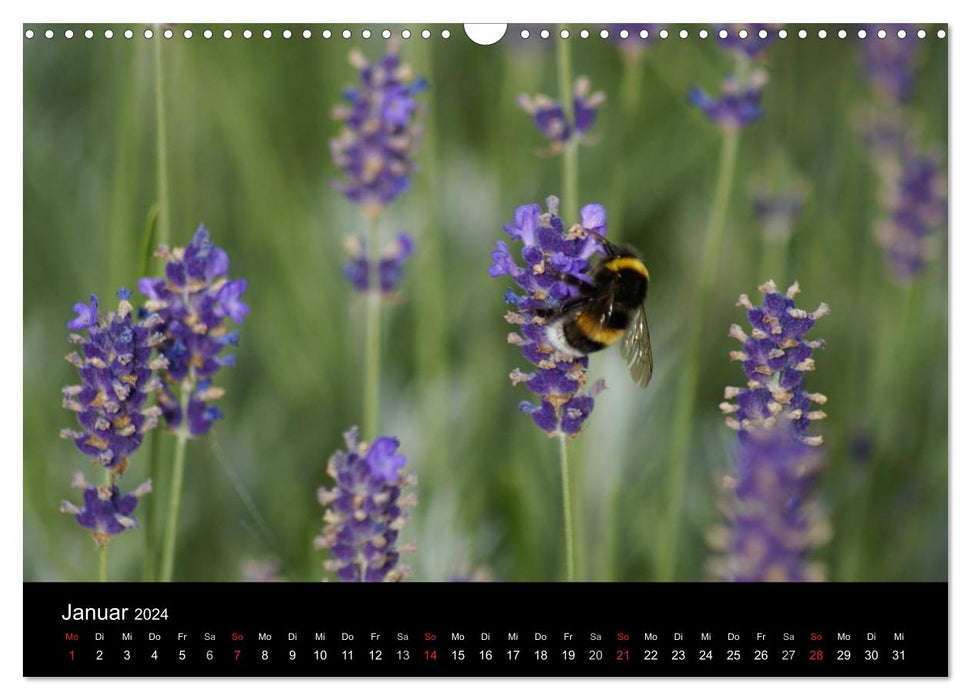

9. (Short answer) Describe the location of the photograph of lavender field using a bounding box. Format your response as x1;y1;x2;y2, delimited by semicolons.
23;24;947;583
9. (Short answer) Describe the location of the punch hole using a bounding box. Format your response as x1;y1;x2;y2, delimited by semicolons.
45;29;53;39
223;29;233;39
580;29;589;39
600;29;609;39
679;29;688;39
699;29;709;39
85;29;94;39
838;29;847;39
104;29;113;39
25;29;34;39
464;24;507;46
242;29;252;39
422;29;431;39
401;29;411;39
302;29;311;39
362;29;372;39
143;29;152;39
124;29;133;39
342;29;351;39
937;29;946;38
283;29;292;39
163;29;173;39
263;30;273;39
203;29;213;39
65;29;74;39
184;29;193;39
323;30;333;39
818;30;827;39
441;29;451;39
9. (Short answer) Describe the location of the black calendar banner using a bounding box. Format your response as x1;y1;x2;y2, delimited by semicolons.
24;583;947;677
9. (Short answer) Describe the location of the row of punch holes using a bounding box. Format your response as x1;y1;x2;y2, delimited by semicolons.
23;26;947;42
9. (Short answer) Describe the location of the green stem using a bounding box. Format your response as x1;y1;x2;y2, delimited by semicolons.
559;433;577;582
154;33;170;247
363;214;382;439
160;430;188;582
759;234;789;286
99;469;113;582
98;545;108;582
556;25;578;221
656;127;741;582
160;368;194;583
142;430;160;581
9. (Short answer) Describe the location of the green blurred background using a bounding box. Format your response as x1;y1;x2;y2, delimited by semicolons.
24;24;947;582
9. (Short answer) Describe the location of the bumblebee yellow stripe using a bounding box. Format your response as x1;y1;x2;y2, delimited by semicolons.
604;256;649;279
576;314;625;346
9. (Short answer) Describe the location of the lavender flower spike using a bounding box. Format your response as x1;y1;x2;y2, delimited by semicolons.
874;149;947;282
315;427;418;582
61;289;165;472
709;281;832;582
518;77;606;153
138;225;248;437
61;471;152;545
330;47;426;217
490;196;607;437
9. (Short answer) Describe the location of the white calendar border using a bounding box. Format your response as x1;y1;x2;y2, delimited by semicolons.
3;0;964;696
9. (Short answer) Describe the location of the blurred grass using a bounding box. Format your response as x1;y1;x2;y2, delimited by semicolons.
23;24;947;582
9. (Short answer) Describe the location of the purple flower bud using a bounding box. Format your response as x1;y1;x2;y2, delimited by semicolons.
518;77;605;152
60;473;152;545
689;71;767;132
315;427;417;582
330;48;425;213
343;232;414;295
61;292;163;471
491;196;606;437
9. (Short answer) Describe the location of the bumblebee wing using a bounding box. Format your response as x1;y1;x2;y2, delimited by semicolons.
622;304;653;388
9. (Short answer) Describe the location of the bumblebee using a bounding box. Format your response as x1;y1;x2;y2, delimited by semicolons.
543;230;653;388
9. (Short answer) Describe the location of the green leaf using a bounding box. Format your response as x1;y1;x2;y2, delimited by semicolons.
139;203;161;279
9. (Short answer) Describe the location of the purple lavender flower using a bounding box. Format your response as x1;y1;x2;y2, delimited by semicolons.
710;281;831;582
61;290;165;472
689;71;767;132
137;225;248;436
60;472;152;545
715;24;780;60
489;196;607;437
874;149;947;281
330;48;425;216
518;77;605;153
860;24;920;103
315;427;417;582
343;232;414;295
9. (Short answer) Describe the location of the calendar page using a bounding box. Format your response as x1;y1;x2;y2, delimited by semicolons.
22;22;948;678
